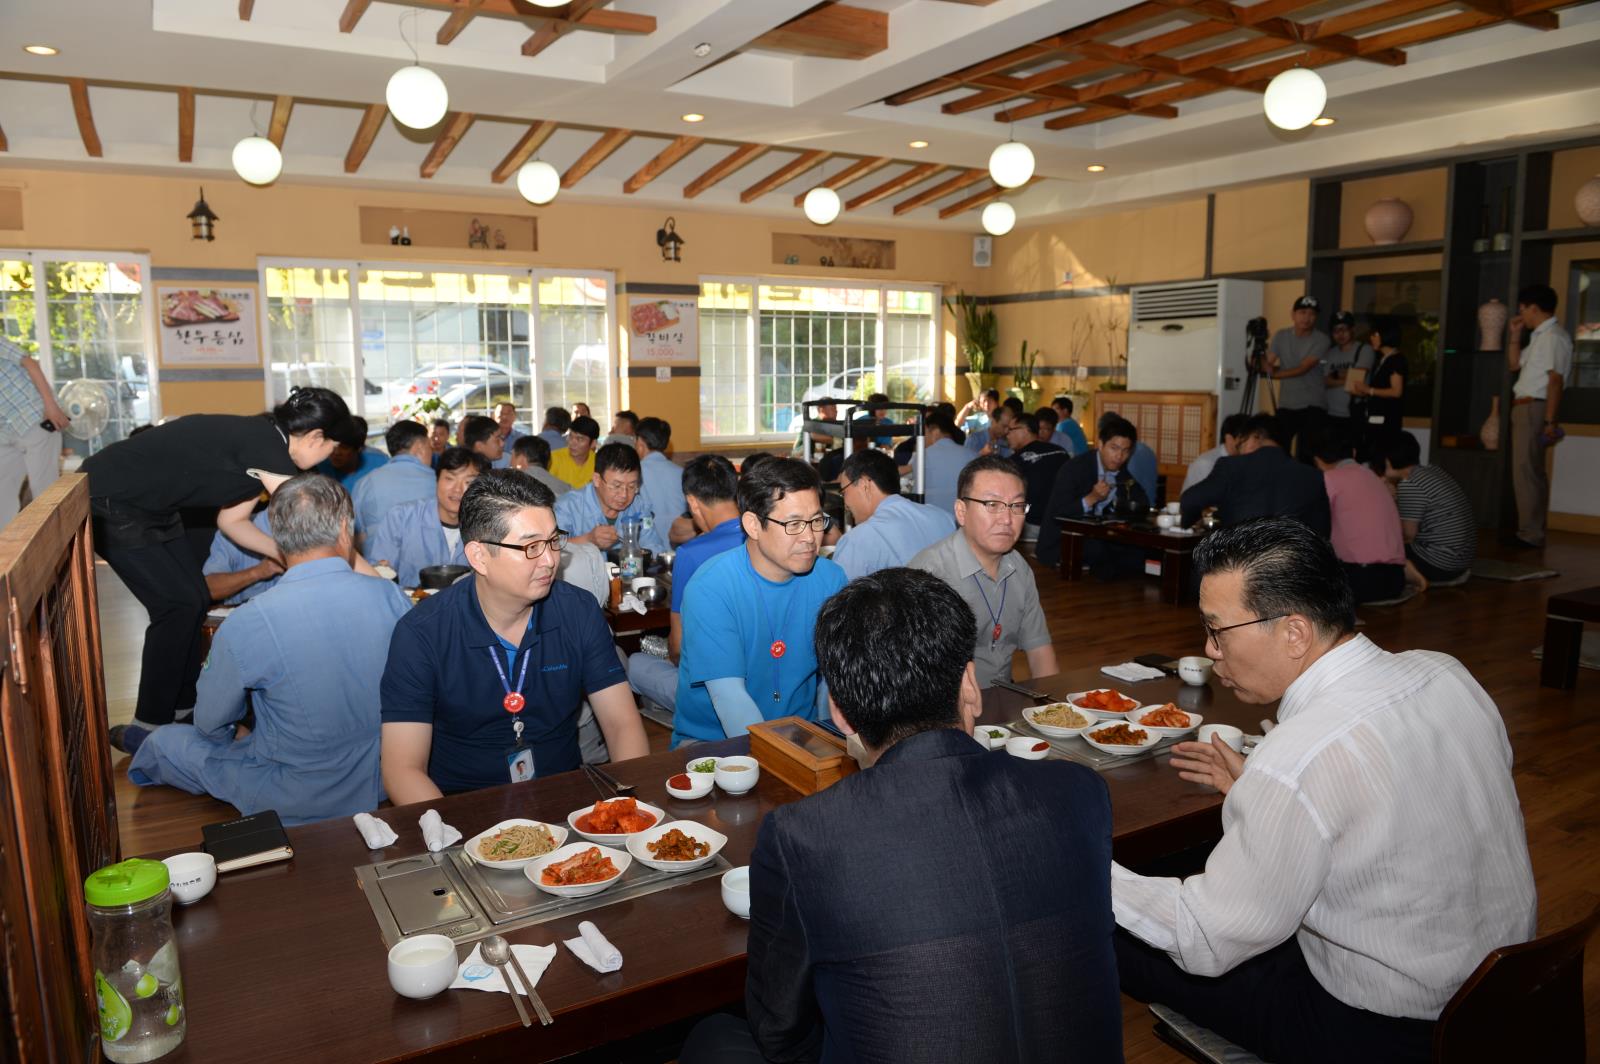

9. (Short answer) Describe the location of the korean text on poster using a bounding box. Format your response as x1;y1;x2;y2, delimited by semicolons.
156;285;261;366
626;296;698;364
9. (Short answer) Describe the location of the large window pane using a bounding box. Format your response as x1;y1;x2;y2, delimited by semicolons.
0;260;35;353
699;282;753;439
42;260;150;452
759;285;880;435
537;275;610;427
885;289;935;405
265;266;357;416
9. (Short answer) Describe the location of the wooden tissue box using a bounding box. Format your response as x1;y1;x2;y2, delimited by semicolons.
747;717;859;796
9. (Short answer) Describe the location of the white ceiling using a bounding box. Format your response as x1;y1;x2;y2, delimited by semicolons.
1;0;1598;230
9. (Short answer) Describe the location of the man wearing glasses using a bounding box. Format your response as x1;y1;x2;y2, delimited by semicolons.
910;456;1057;688
832;449;954;581
672;458;848;747
379;470;648;804
1035;414;1150;577
554;442;669;553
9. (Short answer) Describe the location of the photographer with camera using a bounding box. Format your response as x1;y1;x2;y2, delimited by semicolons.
1266;295;1332;463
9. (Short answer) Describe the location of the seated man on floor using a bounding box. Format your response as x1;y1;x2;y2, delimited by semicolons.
1181;412;1251;494
548;414;599;490
965;396;1022;457
625;455;743;714
537;405;570;453
364;447;487;586
681;567;1120;1064
351;419;439;535
635;416;694;547
911;456;1057;688
427;417;451;469
672;458;847;747
506;434;572;498
460;414;506;468
1050;396;1089;456
906;410;970;516
1114;517;1535;1064
121;474;412;824
554;442;669;553
316;415;387;488
1005;412;1068;544
1179;414;1330;536
490;401;524;469
1382;431;1476;590
833;449;955;580
1035;414;1151;575
379;470;648;802
1315;431;1406;603
201;507;281;605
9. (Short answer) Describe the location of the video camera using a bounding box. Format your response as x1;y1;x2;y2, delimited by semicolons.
1245;316;1270;374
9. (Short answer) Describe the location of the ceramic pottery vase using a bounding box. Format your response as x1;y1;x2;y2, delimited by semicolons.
1577;175;1600;226
1364;198;1414;245
1478;298;1508;352
1481;396;1501;451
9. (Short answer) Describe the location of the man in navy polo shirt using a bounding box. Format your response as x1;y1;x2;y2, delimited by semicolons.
379;469;649;803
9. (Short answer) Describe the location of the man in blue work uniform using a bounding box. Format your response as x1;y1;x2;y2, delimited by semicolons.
201;508;281;605
916;411;973;517
537;405;570;454
1051;396;1090;456
833;449;954;580
491;402;525;469
120;474;412;824
966;398;1021;458
635;416;693;547
316;415;387;489
364;447;486;586
673;458;847;747
351;420;438;535
378;470;648;802
553;442;669;554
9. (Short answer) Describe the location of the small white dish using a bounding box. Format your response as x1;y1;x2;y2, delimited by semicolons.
626;820;728;874
463;818;568;871
525;842;632;898
566;798;667;846
685;755;722;778
713;755;760;794
721;866;751;919
1164;501;1181;515
373;563;398;582
1064;689;1142;720
1005;735;1051;760
1082;722;1162;755
1155;513;1177;530
387;934;458;999
161;853;216;905
975;724;1012;749
665;772;714;800
1197;723;1245;753
1127;703;1203;739
1022;703;1097;738
1178;656;1215;685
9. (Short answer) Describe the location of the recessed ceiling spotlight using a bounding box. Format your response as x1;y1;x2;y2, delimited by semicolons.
23;44;59;56
1312;116;1337;126
681;113;705;123
1086;163;1106;173
693;42;712;57
909;140;929;149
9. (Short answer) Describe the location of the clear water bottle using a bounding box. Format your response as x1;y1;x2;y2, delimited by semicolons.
85;859;186;1062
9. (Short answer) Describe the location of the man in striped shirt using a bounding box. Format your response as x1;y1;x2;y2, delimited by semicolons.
1113;518;1534;1064
1382;431;1477;590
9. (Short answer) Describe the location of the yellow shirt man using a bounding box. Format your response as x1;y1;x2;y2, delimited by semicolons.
548;416;599;489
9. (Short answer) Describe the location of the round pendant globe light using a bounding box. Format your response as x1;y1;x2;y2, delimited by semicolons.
1263;67;1327;131
981;201;1016;237
386;64;449;130
516;160;561;205
803;186;841;226
988;139;1035;189
231;135;283;186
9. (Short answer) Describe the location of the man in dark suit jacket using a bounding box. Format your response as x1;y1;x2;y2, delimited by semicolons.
1180;414;1330;537
1036;414;1151;576
680;568;1122;1064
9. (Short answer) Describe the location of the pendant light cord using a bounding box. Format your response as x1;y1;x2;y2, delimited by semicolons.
399;9;420;64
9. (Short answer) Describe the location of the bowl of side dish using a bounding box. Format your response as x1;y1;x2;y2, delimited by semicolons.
526;842;632;898
713;755;761;794
1065;689;1142;719
1126;703;1202;739
1082;721;1162;755
1023;703;1097;737
464;818;569;871
976;724;1012;749
685;756;722;778
665;771;714;800
1005;736;1052;760
625;820;728;873
566;797;666;845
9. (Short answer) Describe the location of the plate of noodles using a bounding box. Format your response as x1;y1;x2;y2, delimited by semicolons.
464;819;569;871
1023;703;1097;738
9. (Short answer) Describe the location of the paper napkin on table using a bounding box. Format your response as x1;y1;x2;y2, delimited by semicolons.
450;943;557;994
563;921;622;973
353;812;398;850
618;592;648;615
420;809;462;852
1101;662;1167;683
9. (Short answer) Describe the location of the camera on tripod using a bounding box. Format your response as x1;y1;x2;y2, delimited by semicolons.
1245;317;1270;375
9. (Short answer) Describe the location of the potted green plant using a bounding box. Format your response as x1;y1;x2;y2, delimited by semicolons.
1008;339;1043;411
944;291;997;403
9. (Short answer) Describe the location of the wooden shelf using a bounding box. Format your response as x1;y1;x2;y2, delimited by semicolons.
1522;226;1600;244
1310;239;1445;261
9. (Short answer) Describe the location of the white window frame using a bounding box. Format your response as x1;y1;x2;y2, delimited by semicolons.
698;275;941;444
532;267;618;422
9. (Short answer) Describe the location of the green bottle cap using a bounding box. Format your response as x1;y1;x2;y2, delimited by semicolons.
84;859;170;907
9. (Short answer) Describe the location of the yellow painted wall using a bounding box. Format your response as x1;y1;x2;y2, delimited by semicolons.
1211;180;1308;274
1337;168;1448;248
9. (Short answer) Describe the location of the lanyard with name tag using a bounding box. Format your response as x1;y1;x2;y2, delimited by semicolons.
488;645;534;783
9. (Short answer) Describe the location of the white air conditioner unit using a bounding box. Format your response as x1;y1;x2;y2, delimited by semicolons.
1127;279;1264;411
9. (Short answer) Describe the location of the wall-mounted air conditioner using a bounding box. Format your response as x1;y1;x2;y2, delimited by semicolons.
1127;279;1264;413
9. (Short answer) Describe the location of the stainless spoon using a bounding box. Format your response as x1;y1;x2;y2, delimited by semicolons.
480;935;532;1028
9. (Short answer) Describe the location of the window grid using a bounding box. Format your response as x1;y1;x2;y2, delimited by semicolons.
537;276;611;428
699;287;754;439
264;266;358;415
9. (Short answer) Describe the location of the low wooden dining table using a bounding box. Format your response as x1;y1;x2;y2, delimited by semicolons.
146;664;1263;1063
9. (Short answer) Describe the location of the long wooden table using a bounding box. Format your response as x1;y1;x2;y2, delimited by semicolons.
1057;517;1206;604
147;666;1262;1062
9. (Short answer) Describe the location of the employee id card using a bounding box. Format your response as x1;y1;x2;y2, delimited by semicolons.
507;744;534;783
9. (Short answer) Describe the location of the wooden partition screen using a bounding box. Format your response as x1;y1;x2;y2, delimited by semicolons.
0;474;118;1062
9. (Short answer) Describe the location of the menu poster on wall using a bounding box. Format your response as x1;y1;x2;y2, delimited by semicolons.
155;283;261;366
626;295;698;364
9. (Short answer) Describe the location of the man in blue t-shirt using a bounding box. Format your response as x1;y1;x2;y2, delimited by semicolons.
379;470;648;803
1050;396;1090;457
673;458;848;746
626;455;744;712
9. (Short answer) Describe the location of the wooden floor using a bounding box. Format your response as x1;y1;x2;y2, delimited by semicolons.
100;530;1600;1061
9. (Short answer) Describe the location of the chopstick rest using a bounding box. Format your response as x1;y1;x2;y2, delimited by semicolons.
450;943;557;993
353;812;398;850
420;809;462;852
564;921;622;973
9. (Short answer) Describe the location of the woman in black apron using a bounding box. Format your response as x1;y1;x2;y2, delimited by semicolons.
85;387;350;748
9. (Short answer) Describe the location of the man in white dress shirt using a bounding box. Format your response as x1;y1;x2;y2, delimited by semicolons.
1506;283;1573;549
1180;413;1250;494
1113;517;1535;1064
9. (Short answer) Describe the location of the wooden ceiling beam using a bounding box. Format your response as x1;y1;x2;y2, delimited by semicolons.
339;0;372;32
436;0;485;44
1455;0;1557;28
1165;0;1408;64
623;135;704;194
1299;0;1445;38
846;164;945;211
522;20;572;57
938;182;1028;219
238;0;254;18
398;0;652;33
741;150;832;203
561;128;631;188
892;168;989;215
885;43;1056;105
489;119;557;183
267;94;293;148
791;156;894;206
1352;10;1498;52
683;143;770;198
177;87;195;163
345;103;386;173
942;60;1117;114
67;78;102;158
753;4;889;60
419;112;474;178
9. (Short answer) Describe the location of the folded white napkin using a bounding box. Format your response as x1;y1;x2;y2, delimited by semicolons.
450;943;557;994
1100;662;1167;683
618;592;648;615
563;920;622;973
353;812;398;850
419;809;462;852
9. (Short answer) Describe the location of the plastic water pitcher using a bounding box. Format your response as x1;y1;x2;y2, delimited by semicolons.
85;859;186;1062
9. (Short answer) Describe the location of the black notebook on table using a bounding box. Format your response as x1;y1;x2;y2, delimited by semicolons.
201;810;293;873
